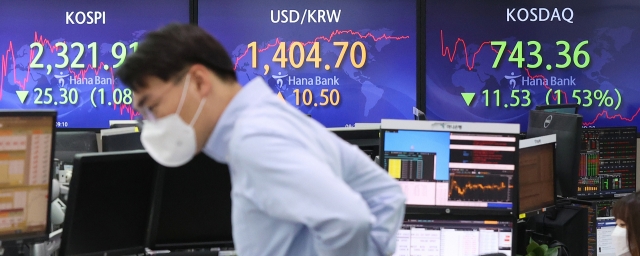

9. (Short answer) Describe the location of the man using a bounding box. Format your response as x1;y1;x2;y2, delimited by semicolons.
117;23;406;256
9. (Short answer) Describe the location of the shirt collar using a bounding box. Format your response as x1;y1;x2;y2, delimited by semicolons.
202;76;273;163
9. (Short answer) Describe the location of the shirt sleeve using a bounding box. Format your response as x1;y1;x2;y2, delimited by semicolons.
338;142;406;256
229;131;377;256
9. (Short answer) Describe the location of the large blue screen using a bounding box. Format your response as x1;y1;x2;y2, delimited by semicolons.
199;0;417;128
0;0;190;129
426;0;640;131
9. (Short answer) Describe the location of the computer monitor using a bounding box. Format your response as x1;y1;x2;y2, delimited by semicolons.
54;131;98;165
530;204;588;256
595;199;618;217
596;217;616;256
380;119;520;215
535;104;579;114
101;132;144;152
519;135;556;214
396;216;514;256
579;127;636;199
60;151;156;256
570;199;598;255
147;153;233;250
526;110;582;198
0;110;56;242
329;127;380;160
108;120;141;129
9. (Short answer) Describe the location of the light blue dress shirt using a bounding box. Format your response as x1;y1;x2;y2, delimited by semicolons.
202;77;406;256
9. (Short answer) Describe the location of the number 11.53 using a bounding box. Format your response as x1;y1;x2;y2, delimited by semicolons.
482;89;531;108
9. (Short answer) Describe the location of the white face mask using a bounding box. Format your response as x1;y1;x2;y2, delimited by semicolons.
140;74;206;167
612;225;631;256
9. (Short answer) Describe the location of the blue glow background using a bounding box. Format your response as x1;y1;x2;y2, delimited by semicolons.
199;0;417;127
0;0;189;129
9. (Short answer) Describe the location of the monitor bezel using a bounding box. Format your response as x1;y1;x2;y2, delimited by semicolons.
534;104;579;114
0;110;57;243
59;150;149;256
379;119;520;217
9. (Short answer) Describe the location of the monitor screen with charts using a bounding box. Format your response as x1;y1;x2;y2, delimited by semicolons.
394;219;513;256
0;111;56;241
579;127;636;198
595;199;617;217
380;119;520;212
596;217;616;256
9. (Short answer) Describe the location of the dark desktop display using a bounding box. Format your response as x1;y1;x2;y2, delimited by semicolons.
199;0;417;128
0;0;190;129
426;0;640;131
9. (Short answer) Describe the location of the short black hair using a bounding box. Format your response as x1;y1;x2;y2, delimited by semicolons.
116;23;237;91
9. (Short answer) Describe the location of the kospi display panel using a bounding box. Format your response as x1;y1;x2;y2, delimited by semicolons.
199;0;417;127
425;0;640;131
0;0;190;129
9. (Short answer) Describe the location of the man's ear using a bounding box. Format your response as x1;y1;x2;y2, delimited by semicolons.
191;64;212;97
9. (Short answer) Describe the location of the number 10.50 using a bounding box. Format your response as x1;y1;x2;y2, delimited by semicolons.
293;89;340;106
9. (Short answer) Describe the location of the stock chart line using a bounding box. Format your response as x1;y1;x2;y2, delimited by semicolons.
448;176;511;202
583;108;640;126
449;180;508;196
439;30;640;126
233;29;411;70
1;32;138;119
439;30;568;103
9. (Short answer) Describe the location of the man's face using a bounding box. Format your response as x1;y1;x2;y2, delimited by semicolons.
130;66;237;154
133;75;187;121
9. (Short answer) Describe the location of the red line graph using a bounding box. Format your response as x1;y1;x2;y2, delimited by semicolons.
1;32;138;119
233;29;410;70
439;30;639;126
440;30;567;103
583;109;640;126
